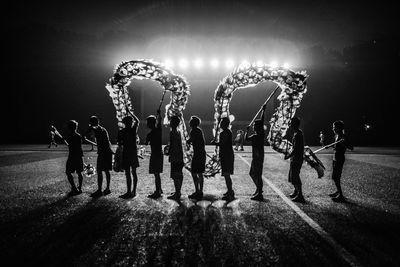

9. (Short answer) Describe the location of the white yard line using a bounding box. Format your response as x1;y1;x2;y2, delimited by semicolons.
237;154;361;267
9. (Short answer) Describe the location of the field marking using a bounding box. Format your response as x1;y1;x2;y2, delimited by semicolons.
237;154;361;267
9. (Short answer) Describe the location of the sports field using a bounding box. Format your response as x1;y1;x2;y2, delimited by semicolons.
0;145;399;267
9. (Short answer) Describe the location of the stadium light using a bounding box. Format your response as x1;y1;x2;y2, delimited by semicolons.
178;58;189;69
210;58;219;68
193;58;204;69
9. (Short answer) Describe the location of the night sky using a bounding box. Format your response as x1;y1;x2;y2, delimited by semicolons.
3;0;399;145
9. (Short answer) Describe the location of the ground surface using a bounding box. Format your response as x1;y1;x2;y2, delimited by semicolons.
0;145;399;267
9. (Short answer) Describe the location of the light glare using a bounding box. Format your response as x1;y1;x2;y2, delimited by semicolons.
194;58;204;68
270;61;278;68
225;59;235;68
210;58;219;68
164;59;174;68
178;58;189;68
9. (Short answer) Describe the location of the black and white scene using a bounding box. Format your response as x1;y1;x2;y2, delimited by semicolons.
1;0;400;266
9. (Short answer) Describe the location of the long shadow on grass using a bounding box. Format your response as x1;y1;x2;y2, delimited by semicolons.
4;198;130;267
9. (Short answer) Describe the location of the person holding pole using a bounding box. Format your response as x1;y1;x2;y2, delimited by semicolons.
326;120;353;202
245;104;267;201
86;116;113;198
212;117;235;201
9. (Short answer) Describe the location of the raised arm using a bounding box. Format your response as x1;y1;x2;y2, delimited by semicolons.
245;127;251;141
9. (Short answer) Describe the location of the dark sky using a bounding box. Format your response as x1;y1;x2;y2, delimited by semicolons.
3;0;399;145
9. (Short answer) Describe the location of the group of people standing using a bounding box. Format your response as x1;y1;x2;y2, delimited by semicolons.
60;106;353;203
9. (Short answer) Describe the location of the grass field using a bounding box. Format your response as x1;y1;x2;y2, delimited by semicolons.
0;145;399;267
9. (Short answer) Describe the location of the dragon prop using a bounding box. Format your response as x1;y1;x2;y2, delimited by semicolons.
205;62;325;178
105;59;192;167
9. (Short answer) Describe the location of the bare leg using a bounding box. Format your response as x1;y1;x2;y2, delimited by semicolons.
257;175;263;193
132;168;138;195
154;173;161;193
198;173;204;193
67;173;77;190
334;179;343;196
224;174;233;192
125;169;132;194
104;171;110;190
97;171;103;191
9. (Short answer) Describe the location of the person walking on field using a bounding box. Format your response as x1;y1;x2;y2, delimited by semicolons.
319;131;325;147
63;120;84;196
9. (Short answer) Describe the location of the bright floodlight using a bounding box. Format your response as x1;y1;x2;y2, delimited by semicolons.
193;58;204;69
178;58;189;69
225;59;235;68
270;61;278;68
283;62;290;69
210;58;219;68
164;59;174;68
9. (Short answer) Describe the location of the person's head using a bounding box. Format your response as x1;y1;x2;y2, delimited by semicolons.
290;117;301;130
146;115;156;129
122;116;133;127
89;116;99;127
253;119;264;134
67;120;78;132
189;116;201;128
170;115;180;129
333;120;345;134
220;117;230;130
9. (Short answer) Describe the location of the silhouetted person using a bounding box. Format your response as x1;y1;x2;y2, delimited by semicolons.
86;116;113;197
64;120;84;196
187;116;206;200
234;129;245;151
327;120;354;202
145;109;164;199
48;125;58;148
319;131;325;147
117;114;140;198
213;117;235;201
167;116;184;201
245;104;266;201
284;117;305;202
